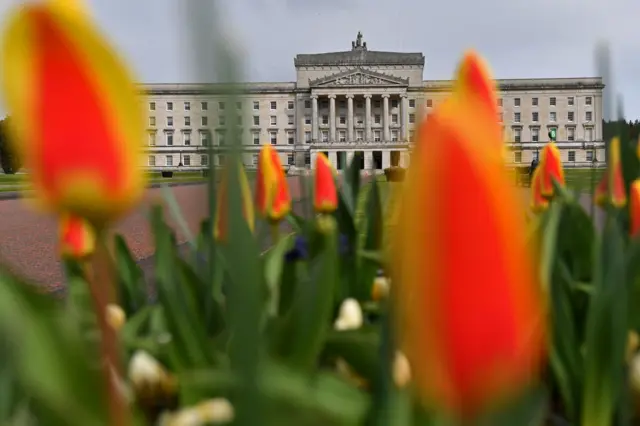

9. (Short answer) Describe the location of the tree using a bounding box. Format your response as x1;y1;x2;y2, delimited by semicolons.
0;116;22;174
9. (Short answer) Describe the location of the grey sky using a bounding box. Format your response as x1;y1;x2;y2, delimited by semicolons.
0;0;639;119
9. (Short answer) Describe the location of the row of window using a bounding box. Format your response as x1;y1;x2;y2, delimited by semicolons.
148;112;417;128
147;153;298;167
513;150;597;163
511;127;594;142
505;96;593;108
508;110;593;124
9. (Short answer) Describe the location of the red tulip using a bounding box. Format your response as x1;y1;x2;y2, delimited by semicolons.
313;153;338;213
595;137;626;208
255;144;291;221
630;179;640;237
59;213;95;259
214;162;254;241
539;142;565;197
530;167;549;213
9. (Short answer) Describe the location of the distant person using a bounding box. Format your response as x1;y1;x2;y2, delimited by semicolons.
529;157;539;184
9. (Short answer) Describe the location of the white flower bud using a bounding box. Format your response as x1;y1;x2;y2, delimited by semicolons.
128;350;167;389
334;298;363;330
159;398;234;426
393;351;411;388
106;304;126;331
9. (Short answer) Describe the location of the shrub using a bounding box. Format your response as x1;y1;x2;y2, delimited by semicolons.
384;166;406;182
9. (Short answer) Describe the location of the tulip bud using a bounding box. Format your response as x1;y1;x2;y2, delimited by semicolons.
59;213;95;259
393;351;412;388
128;350;178;415
595;138;626;208
159;398;235;426
214;161;255;241
630;180;640;237
371;276;390;301
530;167;549;213
313;153;338;214
255;144;291;221
540;142;565;197
334;298;363;331
106;304;126;332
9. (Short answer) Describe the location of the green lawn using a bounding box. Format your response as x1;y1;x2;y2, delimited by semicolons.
563;168;605;193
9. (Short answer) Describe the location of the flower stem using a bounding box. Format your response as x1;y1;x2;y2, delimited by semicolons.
271;222;280;244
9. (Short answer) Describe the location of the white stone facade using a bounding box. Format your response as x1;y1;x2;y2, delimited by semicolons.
140;33;606;172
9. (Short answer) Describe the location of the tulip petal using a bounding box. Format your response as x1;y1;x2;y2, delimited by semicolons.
1;3;145;224
214;162;254;241
530;167;549;213
594;173;608;207
313;153;338;213
255;144;277;216
267;148;291;220
630;180;640;237
395;98;545;417
608;137;626;208
59;213;95;258
540;142;565;197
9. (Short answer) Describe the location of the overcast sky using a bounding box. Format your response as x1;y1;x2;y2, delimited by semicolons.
0;0;638;119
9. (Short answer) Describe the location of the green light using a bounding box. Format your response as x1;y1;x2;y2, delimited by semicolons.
549;129;556;140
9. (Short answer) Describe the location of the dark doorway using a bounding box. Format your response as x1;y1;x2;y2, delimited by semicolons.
337;151;345;170
391;151;401;167
373;151;383;170
354;151;365;170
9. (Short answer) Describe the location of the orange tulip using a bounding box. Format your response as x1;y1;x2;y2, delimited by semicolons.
630;180;640;237
59;213;95;259
393;78;545;417
0;1;145;225
214;162;254;241
255;144;291;221
595;138;626;208
530;167;549;213
539;142;565;197
313;153;338;213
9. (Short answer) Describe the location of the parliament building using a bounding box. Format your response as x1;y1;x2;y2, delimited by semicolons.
140;33;606;172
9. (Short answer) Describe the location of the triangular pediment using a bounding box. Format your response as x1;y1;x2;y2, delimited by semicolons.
310;68;408;88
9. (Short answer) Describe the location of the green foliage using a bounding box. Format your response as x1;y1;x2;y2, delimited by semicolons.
0;117;22;175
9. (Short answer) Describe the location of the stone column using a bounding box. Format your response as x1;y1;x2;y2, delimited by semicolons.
311;95;318;142
400;94;408;141
346;151;354;167
329;94;336;142
382;94;390;142
364;151;374;169
347;95;354;142
328;151;338;168
364;95;372;141
310;151;318;169
382;150;391;169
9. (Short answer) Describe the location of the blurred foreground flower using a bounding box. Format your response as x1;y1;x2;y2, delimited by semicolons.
214;161;254;241
392;51;546;418
539;142;565;197
59;213;96;259
106;304;126;332
128;351;178;420
313;153;338;213
0;0;145;225
631;180;640;237
530;167;549;213
595;137;626;208
255;144;291;221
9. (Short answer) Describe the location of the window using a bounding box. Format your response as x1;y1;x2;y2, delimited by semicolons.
217;131;226;145
409;113;415;124
304;115;311;125
514;98;521;107
201;102;208;111
409;99;416;108
253;116;260;126
217;155;225;166
183;155;191;166
149;116;156;126
218;102;225;110
270;101;277;110
568;97;574;106
532;97;538;106
356;130;363;141
532;112;539;122
426;99;433;107
184;116;191;126
568;151;576;162
356;101;363;109
288;115;294;125
270;116;277;126
339;131;346;142
184;102;191;111
339;100;346;108
339;115;346;125
374;130;381;142
321;100;328;108
252;132;260;145
183;132;191;146
514;152;522;163
287;131;295;144
497;98;503;107
586;97;592;105
356;115;363;125
322;115;328;125
148;133;156;145
586;151;594;162
391;114;398;124
321;131;329;142
236;102;242;110
374;114;381;124
288;153;295;166
513;112;521;123
270;131;277;144
305;151;311;166
253;101;259;110
201;116;208;126
567;111;574;122
149;102;156;111
287;101;294;110
200;132;210;146
513;128;521;143
148;155;156;166
167;116;173;126
567;127;575;141
391;130;398;141
201;155;208;166
550;112;557;122
166;133;174;146
166;102;173;111
374;100;381;108
532;128;540;142
166;156;174;166
409;130;414;142
252;154;259;166
585;128;593;142
218;115;225;126
585;111;593;122
304;100;311;109
305;131;311;142
391;99;398;108
549;97;556;106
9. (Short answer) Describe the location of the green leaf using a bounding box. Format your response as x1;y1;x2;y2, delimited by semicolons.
539;201;563;294
556;200;595;282
113;234;146;314
263;234;295;317
323;327;381;384
582;217;628;426
476;386;548;426
340;152;363;216
356;179;383;300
